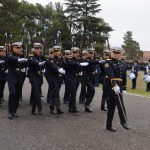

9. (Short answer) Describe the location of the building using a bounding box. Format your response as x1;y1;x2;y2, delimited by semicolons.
142;51;150;61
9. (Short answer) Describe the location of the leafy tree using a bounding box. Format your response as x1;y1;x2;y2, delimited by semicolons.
122;31;143;60
64;0;112;49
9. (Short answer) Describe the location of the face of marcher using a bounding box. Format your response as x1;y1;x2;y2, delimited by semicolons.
54;49;61;57
82;53;87;60
0;50;5;56
87;51;94;59
13;46;22;55
103;53;110;60
72;51;79;59
34;47;41;56
49;51;54;58
65;53;72;59
111;51;122;60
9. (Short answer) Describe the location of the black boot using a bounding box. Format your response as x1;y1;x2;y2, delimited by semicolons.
13;113;19;118
85;105;92;113
50;106;55;114
31;106;36;115
0;99;2;107
106;127;117;132
8;113;14;120
38;110;43;115
57;109;64;115
101;104;107;111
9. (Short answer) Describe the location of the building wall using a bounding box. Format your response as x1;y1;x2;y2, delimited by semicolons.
143;51;150;61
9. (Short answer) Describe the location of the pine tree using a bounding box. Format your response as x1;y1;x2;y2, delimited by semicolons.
122;31;143;60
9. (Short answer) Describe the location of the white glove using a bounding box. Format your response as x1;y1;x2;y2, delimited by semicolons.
42;69;46;73
80;62;89;66
5;69;8;73
39;61;46;66
58;68;66;75
122;90;126;94
21;68;26;73
18;58;28;63
95;69;98;74
114;85;120;94
99;60;105;63
79;72;83;76
0;60;5;64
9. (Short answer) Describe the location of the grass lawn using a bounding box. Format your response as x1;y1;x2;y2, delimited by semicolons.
127;71;150;98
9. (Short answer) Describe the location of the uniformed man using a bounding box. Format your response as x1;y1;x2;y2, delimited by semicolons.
63;50;72;104
28;43;45;115
131;60;139;89
45;48;54;104
100;49;111;111
145;60;150;91
7;42;28;119
0;46;7;106
79;50;88;104
104;46;129;132
53;45;64;90
82;48;100;112
63;47;83;113
45;46;64;115
18;51;28;102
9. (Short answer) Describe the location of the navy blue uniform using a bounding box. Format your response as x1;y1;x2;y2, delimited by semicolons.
0;56;7;104
63;57;80;112
104;59;127;128
28;55;44;114
82;59;99;110
79;61;87;104
63;58;71;104
99;60;109;111
145;65;150;91
131;64;139;89
45;57;62;112
7;53;27;115
18;54;27;101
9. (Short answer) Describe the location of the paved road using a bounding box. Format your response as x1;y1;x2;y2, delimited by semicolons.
0;79;150;150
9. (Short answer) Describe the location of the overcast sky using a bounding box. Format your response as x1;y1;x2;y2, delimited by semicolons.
25;0;150;51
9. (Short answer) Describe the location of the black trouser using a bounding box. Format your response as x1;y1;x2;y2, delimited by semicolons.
79;78;86;103
63;76;71;103
66;75;79;110
19;74;26;99
146;83;150;92
101;90;108;109
30;80;42;113
47;76;61;110
0;79;6;99
8;80;22;114
30;86;33;105
45;77;53;103
40;77;43;96
84;75;95;107
106;89;127;128
132;76;137;89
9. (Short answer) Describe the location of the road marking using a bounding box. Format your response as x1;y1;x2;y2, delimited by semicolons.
126;93;149;99
96;87;149;99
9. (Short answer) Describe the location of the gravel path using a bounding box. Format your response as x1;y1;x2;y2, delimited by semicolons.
0;79;150;150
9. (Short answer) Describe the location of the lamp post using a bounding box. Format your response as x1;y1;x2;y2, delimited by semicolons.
57;30;61;46
102;32;110;50
4;33;8;54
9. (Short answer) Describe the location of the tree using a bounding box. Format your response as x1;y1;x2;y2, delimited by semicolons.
64;0;112;49
122;31;143;60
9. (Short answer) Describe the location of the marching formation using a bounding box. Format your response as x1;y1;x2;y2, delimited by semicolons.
0;42;150;132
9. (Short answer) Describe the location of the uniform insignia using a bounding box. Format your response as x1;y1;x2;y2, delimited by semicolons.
105;63;109;68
